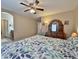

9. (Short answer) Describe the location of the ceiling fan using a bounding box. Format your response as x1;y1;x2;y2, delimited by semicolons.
20;0;44;14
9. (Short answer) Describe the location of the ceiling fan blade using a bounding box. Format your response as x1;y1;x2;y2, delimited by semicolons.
20;2;30;7
36;8;44;11
35;0;39;5
24;9;30;12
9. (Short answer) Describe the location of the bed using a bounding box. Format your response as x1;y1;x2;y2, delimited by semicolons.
1;35;78;59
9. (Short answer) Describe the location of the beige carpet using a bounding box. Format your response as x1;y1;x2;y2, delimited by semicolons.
1;38;12;45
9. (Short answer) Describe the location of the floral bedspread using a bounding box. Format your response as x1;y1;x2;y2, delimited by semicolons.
1;35;78;59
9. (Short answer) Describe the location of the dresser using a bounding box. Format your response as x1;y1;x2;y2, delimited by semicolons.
45;19;66;39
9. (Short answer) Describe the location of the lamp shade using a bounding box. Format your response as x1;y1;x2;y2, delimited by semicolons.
71;32;77;37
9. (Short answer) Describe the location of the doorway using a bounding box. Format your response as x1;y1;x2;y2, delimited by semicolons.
1;19;8;38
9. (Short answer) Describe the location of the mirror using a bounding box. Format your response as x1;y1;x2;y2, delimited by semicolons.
1;12;14;40
48;20;60;32
51;24;57;32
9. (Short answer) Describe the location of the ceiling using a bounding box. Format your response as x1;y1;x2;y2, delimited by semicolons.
1;0;78;18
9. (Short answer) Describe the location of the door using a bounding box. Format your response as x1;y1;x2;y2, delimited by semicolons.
1;19;8;38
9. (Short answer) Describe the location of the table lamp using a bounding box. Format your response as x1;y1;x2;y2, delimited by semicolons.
71;32;77;39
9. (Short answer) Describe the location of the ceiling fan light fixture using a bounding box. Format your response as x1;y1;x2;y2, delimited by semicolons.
20;0;44;14
30;9;35;13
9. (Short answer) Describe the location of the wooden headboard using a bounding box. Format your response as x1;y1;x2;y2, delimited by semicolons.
45;19;66;39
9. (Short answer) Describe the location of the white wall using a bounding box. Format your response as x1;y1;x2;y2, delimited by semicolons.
1;12;14;37
2;9;37;40
73;8;78;32
13;14;37;40
40;8;78;37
